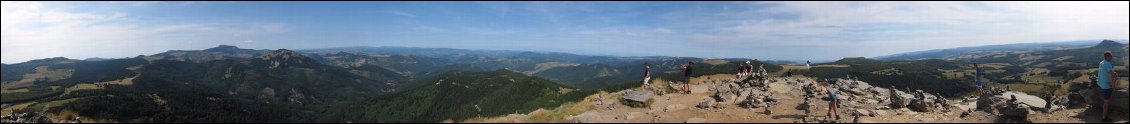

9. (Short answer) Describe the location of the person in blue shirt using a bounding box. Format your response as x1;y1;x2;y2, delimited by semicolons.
974;63;983;95
1097;51;1118;122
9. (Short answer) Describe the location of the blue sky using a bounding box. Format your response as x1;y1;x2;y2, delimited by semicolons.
2;1;1128;64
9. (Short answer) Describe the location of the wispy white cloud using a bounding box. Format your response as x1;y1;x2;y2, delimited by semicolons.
674;1;1128;58
1;1;290;63
384;10;417;18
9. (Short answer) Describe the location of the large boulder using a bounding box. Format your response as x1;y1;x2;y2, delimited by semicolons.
998;92;1046;110
889;90;913;108
714;91;737;103
1000;102;1032;120
740;95;762;108
908;99;935;112
976;96;1008;113
621;90;655;108
1085;89;1130;113
844;87;867;96
717;83;732;93
690;85;710;94
871;87;890;97
697;99;716;109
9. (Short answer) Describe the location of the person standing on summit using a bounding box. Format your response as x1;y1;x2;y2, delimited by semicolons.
974;63;984;95
806;60;812;69
643;62;652;88
1096;51;1118;122
826;81;843;121
681;61;694;94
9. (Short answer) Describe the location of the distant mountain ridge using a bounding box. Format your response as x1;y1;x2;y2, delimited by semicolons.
876;39;1128;60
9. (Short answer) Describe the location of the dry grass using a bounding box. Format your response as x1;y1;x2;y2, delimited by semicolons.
462;91;604;123
871;68;904;76
1;102;36;115
26;98;81;112
703;59;730;65
49;109;80;121
773;65;808;76
690;74;737;85
63;75;139;95
987;83;1048;95
558;87;575;94
3;66;74;89
1;88;30;94
526;62;580;75
66;84;102;95
939;69;970;79
813;64;850;68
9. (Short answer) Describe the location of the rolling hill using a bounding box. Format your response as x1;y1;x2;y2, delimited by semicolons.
318;69;596;123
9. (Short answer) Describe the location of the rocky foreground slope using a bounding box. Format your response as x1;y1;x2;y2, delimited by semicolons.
468;73;1129;123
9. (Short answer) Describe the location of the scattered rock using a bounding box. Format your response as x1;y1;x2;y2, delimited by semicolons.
568;111;600;123
854;109;873;117
875;106;890;110
959;109;971;118
863;99;880;104
665;104;687;112
697;99;716;109
1000;100;1031;119
871;110;888;116
998;91;1047;110
625;112;643;120
889;89;912;109
691;85;709;94
686;117;706;123
621;90;655;108
908;99;935;112
717;83;732;94
1085;89;1129;113
858;119;876;123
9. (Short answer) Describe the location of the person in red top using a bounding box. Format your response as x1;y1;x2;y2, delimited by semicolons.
643;62;652;88
737;62;746;78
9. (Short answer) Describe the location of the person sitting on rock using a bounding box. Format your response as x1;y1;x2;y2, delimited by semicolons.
746;61;754;77
974;63;984;95
737;62;746;78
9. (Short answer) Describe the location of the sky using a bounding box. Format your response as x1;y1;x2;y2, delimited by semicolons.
2;1;1128;64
